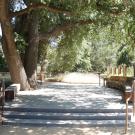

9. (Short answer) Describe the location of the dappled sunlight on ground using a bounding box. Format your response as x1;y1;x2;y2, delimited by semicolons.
5;83;126;109
2;73;135;134
0;126;135;135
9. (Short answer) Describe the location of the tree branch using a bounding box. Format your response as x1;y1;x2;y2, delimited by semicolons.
39;19;96;42
10;3;72;18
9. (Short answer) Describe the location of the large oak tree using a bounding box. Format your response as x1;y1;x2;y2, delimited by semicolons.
0;0;72;89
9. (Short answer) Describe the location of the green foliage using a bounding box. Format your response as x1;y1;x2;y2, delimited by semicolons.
43;13;135;75
13;0;135;75
0;56;8;71
14;32;27;54
73;40;92;72
38;43;48;64
117;45;134;66
0;47;8;72
45;26;91;74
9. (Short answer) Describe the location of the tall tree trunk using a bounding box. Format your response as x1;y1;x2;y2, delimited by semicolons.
24;11;39;88
0;0;30;90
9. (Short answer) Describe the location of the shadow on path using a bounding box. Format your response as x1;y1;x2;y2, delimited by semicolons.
5;83;125;109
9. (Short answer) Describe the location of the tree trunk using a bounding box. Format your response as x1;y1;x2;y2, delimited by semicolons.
24;11;39;88
0;0;30;90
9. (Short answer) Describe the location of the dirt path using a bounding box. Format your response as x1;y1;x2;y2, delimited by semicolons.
56;72;103;84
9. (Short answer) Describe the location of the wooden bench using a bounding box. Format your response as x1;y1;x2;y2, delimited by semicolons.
5;84;20;101
106;76;134;102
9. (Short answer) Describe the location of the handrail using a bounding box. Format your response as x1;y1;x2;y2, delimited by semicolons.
125;80;135;134
132;80;135;116
0;79;5;125
125;94;132;134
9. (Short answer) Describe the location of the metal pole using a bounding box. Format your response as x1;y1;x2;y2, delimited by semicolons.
133;64;135;77
125;99;129;134
98;73;100;86
133;80;135;116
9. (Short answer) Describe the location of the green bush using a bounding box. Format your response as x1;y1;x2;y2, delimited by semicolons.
0;55;8;72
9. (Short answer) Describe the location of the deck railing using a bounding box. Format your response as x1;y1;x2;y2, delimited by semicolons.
125;80;135;134
133;80;135;116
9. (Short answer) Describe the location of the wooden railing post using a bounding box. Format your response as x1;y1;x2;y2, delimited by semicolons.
123;64;127;77
110;66;112;75
113;66;116;75
118;65;122;76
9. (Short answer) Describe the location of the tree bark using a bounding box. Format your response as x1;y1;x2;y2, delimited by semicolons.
24;11;39;88
0;0;30;90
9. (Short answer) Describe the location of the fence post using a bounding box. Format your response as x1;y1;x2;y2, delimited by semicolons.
109;66;112;75
113;67;116;75
118;65;122;76
123;64;127;77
